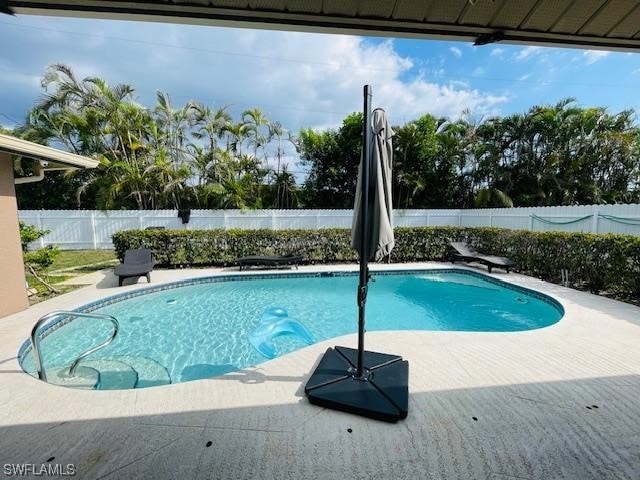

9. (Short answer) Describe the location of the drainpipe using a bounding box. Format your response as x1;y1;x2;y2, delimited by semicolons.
14;161;71;184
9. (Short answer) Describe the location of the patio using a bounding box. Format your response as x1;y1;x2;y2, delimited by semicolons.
1;263;639;479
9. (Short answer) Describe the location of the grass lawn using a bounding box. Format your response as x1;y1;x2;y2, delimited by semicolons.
27;249;118;304
50;249;118;272
26;273;75;296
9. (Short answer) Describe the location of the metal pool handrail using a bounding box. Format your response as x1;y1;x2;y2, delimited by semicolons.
30;311;119;382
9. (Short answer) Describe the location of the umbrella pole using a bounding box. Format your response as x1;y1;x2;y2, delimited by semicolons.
356;84;373;378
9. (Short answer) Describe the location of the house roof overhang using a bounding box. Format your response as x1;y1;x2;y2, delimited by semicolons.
0;134;99;169
3;0;640;52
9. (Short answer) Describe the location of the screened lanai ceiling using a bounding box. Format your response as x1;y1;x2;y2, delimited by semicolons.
3;0;640;52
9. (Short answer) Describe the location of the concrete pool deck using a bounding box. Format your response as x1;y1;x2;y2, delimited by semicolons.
1;263;639;480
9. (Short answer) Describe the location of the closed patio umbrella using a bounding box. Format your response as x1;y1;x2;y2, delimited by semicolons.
351;108;395;263
305;85;409;422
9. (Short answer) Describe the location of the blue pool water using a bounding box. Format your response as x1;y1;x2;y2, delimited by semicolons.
20;270;563;388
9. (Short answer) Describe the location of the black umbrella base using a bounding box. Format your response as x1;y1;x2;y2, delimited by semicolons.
304;346;409;422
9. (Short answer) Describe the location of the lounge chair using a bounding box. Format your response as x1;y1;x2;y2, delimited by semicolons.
449;241;514;273
114;248;155;286
237;253;303;271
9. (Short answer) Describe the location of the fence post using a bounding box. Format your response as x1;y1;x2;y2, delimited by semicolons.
529;213;534;231
271;210;276;230
592;207;599;234
489;211;493;227
36;212;45;248
90;211;98;249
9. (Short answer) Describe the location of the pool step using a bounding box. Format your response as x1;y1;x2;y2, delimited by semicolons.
111;355;172;388
45;365;100;389
81;359;139;390
34;361;135;390
35;356;170;390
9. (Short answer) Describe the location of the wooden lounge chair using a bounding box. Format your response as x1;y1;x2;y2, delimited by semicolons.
237;254;303;271
114;248;155;286
449;241;514;273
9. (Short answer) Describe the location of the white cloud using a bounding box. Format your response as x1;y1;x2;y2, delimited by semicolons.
518;74;531;81
449;46;463;58
583;50;610;65
449;80;470;89
490;48;504;57
514;46;542;61
1;16;508;133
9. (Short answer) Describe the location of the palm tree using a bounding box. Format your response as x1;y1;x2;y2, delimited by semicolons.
473;188;513;208
242;108;269;162
32;63;137;158
268;120;286;174
154;91;197;165
225;122;248;157
271;165;298;208
191;103;232;181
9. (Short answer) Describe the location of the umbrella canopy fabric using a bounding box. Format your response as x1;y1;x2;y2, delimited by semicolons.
351;108;395;262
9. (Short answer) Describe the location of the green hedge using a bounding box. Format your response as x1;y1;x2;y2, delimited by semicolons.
112;227;640;299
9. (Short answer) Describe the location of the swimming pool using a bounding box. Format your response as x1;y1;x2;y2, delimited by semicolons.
19;269;563;390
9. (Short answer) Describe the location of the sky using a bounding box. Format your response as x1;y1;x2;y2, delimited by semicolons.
1;13;640;158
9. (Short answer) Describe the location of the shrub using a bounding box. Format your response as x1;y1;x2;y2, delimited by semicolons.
113;228;356;266
19;221;60;270
20;221;61;296
112;227;640;299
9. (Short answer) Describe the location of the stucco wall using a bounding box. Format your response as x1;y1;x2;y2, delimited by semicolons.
0;154;28;318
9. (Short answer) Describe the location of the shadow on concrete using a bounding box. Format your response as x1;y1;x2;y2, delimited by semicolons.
0;356;17;365
94;270;119;289
1;372;639;480
179;364;307;387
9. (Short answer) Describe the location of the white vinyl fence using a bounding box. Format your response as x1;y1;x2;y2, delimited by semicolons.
18;204;640;250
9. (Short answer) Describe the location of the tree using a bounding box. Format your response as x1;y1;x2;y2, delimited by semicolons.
191;103;232;183
268;120;287;174
242;108;269;162
473;188;514;208
266;165;299;209
154;91;197;166
298;112;363;208
393;114;439;207
16;65;282;210
20;222;60;295
13;65;640;210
